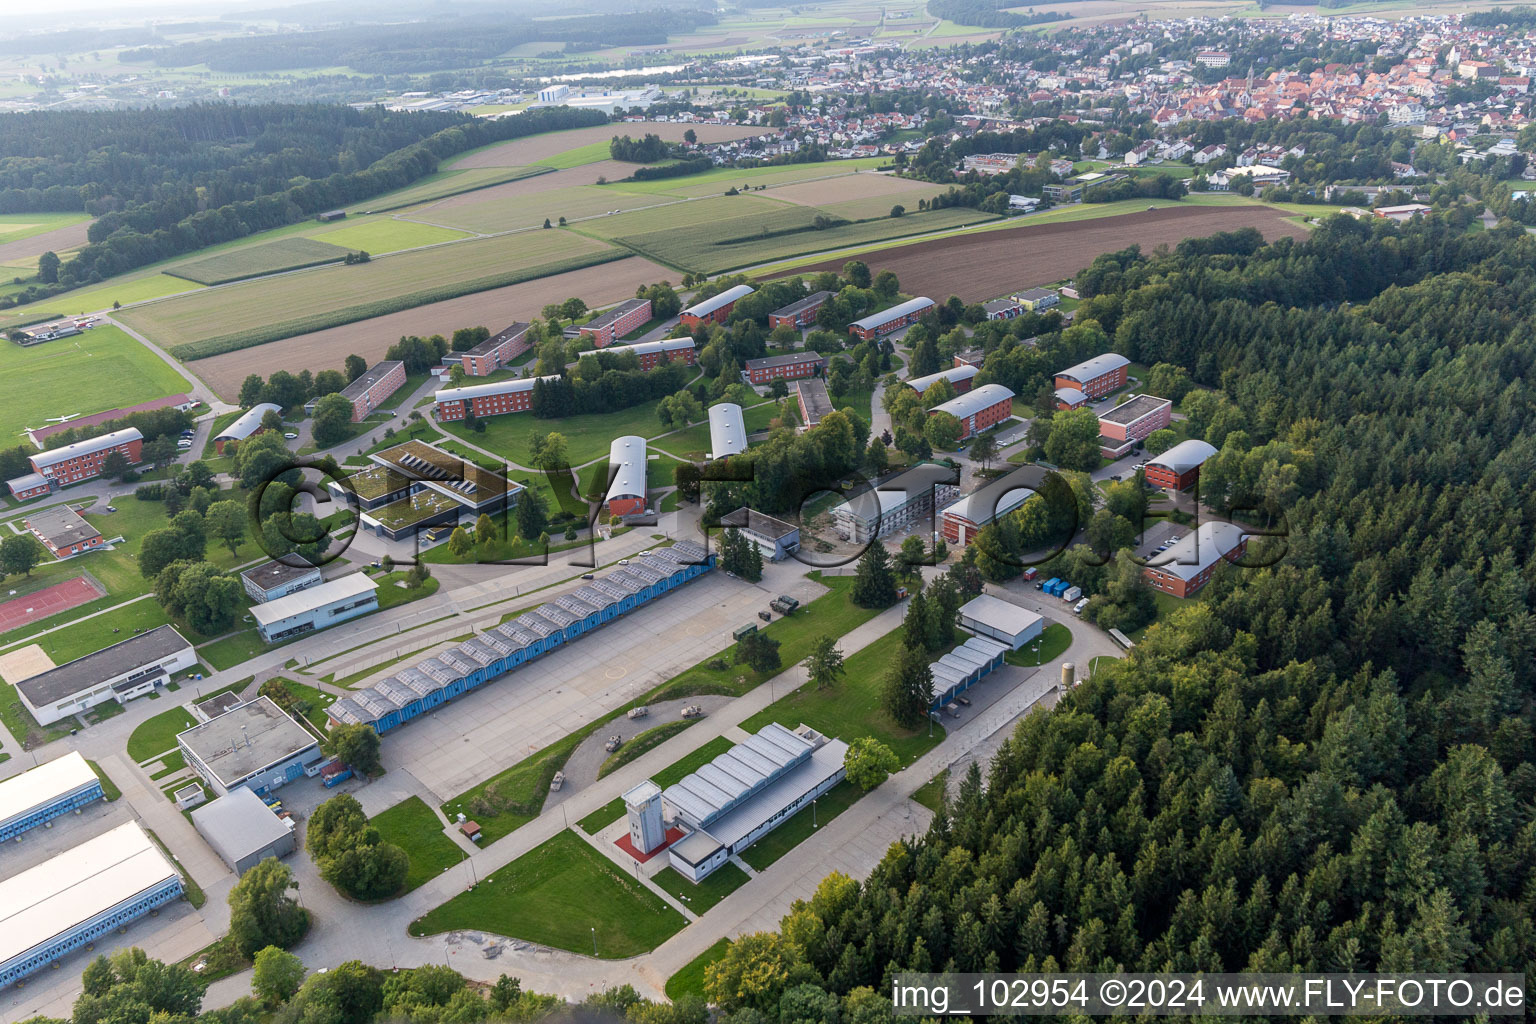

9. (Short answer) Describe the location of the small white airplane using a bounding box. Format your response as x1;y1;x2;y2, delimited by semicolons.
43;413;80;424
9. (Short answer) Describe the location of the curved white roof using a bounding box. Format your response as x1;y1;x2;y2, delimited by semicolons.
435;375;560;404
1149;438;1217;474
707;403;747;460
906;364;978;394
683;284;754;319
215;403;281;443
625;337;695;359
1056;352;1130;384
1054;387;1086;405
30;427;143;470
1152;521;1246;581
850;296;934;332
931;383;1015;421
605;435;647;502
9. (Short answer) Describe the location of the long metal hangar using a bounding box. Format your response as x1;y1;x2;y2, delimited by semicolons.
329;542;714;733
0;750;104;843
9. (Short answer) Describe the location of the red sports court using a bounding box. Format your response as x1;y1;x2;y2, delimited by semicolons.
0;575;104;633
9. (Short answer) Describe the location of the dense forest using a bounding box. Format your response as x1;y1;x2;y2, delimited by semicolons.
0;103;607;301
688;215;1536;1007
120;9;716;73
925;0;1074;29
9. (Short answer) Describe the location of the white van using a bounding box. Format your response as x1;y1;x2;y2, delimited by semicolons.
1074;598;1089;615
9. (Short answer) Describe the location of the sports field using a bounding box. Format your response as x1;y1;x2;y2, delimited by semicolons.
165;237;355;285
0;324;193;445
120;229;619;355
0;575;104;633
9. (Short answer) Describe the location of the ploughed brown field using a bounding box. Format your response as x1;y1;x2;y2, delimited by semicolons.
788;205;1310;302
450;122;764;169
189;254;672;401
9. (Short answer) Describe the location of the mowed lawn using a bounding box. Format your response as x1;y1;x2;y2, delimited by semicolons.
0;325;192;444
578;194;793;240
408;830;686;957
440;398;672;470
118;229;617;349
369;796;466;893
311;218;470;254
356;165;553;213
614;157;889;198
165;237;354;285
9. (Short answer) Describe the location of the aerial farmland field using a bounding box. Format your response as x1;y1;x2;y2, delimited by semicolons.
448;122;763;170
355;165;554;213
165;237;357;285
408;183;666;234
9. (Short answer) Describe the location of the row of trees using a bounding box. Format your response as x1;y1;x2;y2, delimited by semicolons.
238;353;369;410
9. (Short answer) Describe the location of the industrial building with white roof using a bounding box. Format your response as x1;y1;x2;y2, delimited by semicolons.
707;402;747;460
249;572;379;643
213;402;281;454
0;821;183;987
178;695;325;797
0;751;104;843
16;625;196;726
904;364;978;395
604;435;649;516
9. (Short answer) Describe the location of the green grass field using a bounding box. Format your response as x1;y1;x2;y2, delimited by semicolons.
415;185;672;234
649;401;777;460
165;237;355;285
369;796;466;894
578;194;792;241
666;938;731;1001
653;862;750;914
613;157;889;198
538;140;614;170
126;699;203;761
311;219;470;254
357;165;554;213
597;719;696;778
739;780;860;871
0;324;194;445
441;397;669;470
408;830;686;956
911;768;949;812
120;230;620;358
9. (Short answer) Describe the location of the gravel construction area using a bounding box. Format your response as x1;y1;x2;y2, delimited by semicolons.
787;204;1310;302
546;695;734;809
449;122;764;169
188;253;673;401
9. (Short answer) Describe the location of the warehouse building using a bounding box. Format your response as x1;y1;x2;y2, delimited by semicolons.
1054;353;1129;401
621;336;696;370
579;298;651;348
459;323;531;375
178;696;325;797
848;296;934;340
250;573;379;643
957;593;1044;651
795;377;833;430
240;556;323;603
720;507;800;562
15;427;143;493
1142;521;1248;598
1097;394;1172;458
338;360;407;421
929;635;1009;710
708;403;747;460
743;351;826;386
329;542;715;734
832;463;960;544
680;284;754;327
213;403;281;455
929;383;1015;441
604;435;649;517
17;625;196;726
191;786;297;873
1145;438;1218;491
0;751;104;843
905;364;977;396
0;821;183;988
657;723;848;882
768;290;832;329
939;465;1038;545
23;504;103;559
433;374;562;420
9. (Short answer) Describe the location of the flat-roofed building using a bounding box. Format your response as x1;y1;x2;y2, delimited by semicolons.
0;751;104;843
954;348;985;369
940;465;1038;544
848;296;934;340
460;322;531;375
1145;438;1217;491
768;290;832;329
250;573;378;643
178;695;325;797
708;403;747;459
214;403;281;454
23;504;103;559
16;625;195;726
348;439;523;541
832;463;960;544
661;723;848;882
239;556;323;603
605;435;648;517
579;298;651;348
1054;353;1129;401
25;427;143;490
433;374;562;420
338;360;407;421
1097;393;1172;458
795;377;833;429
680;284;754;327
983;297;1022;320
743;351;825;385
905;364;977;396
1142;521;1247;598
620;336;696;370
1013;287;1059;311
0;821;183;988
720;507;800;562
191;787;297;873
929;383;1015;440
957;593;1044;650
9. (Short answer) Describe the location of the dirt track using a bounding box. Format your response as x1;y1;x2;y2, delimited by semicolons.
789;204;1310;302
451;122;763;169
189;254;673;401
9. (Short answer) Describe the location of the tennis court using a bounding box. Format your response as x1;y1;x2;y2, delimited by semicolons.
0;574;105;633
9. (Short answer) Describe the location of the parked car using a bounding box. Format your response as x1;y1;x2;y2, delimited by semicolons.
618;559;630;565
726;571;738;579
104;505;117;513
681;705;704;719
581;573;594;580
549;771;564;792
639;549;653;556
1034;581;1044;590
627;706;648;719
1074;598;1090;614
604;735;622;752
956;695;972;706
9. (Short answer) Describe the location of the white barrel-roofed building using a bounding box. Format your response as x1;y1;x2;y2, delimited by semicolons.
214;403;281;454
707;403;747;460
605;435;648;516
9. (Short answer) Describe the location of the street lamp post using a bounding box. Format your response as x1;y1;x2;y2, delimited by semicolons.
812;798;817;829
591;927;597;957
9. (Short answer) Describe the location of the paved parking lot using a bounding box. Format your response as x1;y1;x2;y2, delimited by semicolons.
1133;519;1188;566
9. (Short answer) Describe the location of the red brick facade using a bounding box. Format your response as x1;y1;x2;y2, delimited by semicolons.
461;324;532;376
1054;362;1127;400
579;299;652;349
607;495;646;517
1144;462;1201;491
31;434;142;487
1143;534;1247;597
743;353;825;385
342;361;408;421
